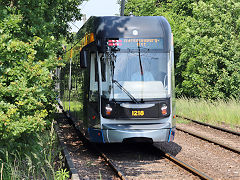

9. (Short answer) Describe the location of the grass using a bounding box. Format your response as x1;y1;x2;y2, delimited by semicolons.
176;97;240;127
175;118;190;124
0;121;69;180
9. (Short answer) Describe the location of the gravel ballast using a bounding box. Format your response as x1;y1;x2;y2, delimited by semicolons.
156;120;240;179
55;112;240;179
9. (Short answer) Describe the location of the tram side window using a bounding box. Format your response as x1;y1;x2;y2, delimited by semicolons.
94;55;105;82
100;56;106;82
89;53;99;102
101;54;111;98
95;56;98;82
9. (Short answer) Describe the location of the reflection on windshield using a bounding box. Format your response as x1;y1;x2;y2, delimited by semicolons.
101;51;169;101
114;52;168;83
113;80;139;103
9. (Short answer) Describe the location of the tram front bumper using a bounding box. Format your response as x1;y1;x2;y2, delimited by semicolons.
102;123;172;143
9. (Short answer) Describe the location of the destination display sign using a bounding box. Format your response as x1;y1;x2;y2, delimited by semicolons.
107;38;164;49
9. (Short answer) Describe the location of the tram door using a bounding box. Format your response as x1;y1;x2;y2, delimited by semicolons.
88;52;100;128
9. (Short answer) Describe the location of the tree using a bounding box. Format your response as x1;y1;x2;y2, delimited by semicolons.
123;0;157;16
0;0;84;144
178;0;240;99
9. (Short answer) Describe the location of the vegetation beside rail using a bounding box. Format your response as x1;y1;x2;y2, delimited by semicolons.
176;98;240;127
0;0;84;179
0;122;69;179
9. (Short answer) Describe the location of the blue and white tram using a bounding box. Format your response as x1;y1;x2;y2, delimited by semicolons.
60;16;176;143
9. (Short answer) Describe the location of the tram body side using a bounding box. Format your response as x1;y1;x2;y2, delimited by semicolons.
59;16;176;143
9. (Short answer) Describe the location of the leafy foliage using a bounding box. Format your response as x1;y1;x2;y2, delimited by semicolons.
124;0;157;16
124;0;240;99
0;123;67;179
0;1;83;144
178;0;240;99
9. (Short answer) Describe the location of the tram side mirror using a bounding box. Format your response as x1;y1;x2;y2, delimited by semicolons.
80;50;88;68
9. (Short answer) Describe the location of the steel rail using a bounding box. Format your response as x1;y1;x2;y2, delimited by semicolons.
162;151;213;180
92;144;127;180
177;127;240;154
153;145;212;180
60;107;127;180
176;115;240;136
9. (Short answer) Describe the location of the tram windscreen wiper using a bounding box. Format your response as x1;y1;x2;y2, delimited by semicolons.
113;80;139;104
138;41;144;82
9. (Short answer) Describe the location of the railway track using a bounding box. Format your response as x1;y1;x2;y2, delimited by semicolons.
154;147;212;180
176;115;240;154
176;115;240;136
98;142;213;180
56;108;213;179
56;108;126;180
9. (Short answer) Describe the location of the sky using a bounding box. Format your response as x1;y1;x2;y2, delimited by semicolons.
70;0;120;32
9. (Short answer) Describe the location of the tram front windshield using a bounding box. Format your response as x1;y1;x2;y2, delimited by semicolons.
102;38;169;101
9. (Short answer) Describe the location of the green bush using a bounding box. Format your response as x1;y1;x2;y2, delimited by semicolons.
0;10;58;144
0;0;84;144
0;1;83;178
177;0;240;99
0;122;67;179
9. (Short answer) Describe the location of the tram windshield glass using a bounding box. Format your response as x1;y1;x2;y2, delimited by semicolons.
101;38;169;101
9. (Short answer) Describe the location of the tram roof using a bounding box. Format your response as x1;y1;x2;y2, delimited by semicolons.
76;16;172;39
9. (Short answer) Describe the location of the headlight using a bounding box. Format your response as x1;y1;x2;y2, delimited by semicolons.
105;104;112;115
161;104;168;115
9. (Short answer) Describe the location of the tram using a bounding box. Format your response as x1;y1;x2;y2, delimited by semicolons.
60;16;176;143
